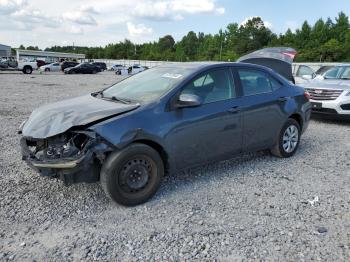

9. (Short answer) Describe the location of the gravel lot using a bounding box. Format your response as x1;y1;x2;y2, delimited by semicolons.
0;71;349;261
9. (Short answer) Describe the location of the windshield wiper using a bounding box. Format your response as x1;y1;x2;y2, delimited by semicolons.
341;77;350;80
109;96;131;104
96;91;133;104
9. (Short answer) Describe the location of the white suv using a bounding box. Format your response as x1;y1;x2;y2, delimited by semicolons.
304;65;350;119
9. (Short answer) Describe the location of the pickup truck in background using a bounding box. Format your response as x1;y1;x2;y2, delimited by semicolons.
0;57;38;74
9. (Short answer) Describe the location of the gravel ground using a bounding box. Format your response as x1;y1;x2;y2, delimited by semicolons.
0;71;349;261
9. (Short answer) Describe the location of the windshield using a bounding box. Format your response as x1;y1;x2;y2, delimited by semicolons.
102;66;193;103
323;66;350;79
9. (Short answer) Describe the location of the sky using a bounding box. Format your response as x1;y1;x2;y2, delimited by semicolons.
1;0;349;49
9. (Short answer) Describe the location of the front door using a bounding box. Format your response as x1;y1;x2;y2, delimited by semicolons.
165;67;243;169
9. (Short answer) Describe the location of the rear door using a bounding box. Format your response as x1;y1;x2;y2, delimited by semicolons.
234;67;286;152
166;67;243;169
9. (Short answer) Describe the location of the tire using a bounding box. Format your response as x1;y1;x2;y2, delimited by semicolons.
45;68;50;72
100;143;164;206
270;118;301;158
92;70;97;74
22;66;32;74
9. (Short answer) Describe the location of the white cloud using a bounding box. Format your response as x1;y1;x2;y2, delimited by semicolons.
67;25;84;34
215;7;225;15
62;10;97;25
127;22;153;37
0;0;226;48
132;0;225;21
0;0;27;14
240;16;273;29
12;9;60;28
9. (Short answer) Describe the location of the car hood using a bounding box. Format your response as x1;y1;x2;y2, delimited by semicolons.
22;94;140;139
303;79;350;90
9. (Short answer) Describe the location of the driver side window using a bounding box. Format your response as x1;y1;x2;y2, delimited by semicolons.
181;68;235;104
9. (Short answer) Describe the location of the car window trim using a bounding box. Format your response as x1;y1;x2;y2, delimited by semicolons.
235;66;283;97
167;66;237;111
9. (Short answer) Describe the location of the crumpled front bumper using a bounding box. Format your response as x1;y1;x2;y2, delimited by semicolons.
20;137;106;185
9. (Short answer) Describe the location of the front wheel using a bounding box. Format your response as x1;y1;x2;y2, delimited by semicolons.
271;118;301;158
100;143;164;206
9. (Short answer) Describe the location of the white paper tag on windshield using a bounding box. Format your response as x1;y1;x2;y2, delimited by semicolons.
162;73;183;79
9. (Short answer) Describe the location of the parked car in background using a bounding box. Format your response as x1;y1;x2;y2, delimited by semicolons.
61;61;79;71
36;60;47;68
64;63;101;74
114;65;128;75
91;62;107;71
20;62;311;206
109;64;125;71
128;64;146;74
39;62;61;72
0;57;37;74
294;65;336;85
0;57;17;68
304;65;350;119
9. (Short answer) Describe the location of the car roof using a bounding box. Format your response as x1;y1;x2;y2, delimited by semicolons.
155;61;273;72
335;64;350;67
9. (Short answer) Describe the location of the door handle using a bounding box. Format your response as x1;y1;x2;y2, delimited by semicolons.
227;106;240;113
278;96;288;102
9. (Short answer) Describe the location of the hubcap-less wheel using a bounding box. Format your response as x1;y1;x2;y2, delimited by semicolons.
100;143;164;206
116;155;157;195
282;125;299;153
118;156;155;194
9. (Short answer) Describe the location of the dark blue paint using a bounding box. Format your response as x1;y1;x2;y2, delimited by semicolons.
91;63;311;171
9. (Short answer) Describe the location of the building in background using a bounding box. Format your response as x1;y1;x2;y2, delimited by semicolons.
16;49;85;63
0;44;12;57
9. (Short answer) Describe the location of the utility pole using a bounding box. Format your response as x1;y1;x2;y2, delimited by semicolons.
219;29;223;61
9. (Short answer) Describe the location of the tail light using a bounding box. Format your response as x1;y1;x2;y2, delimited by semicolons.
304;91;311;101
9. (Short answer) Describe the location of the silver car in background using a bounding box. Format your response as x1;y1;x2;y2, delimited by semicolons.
303;65;350;119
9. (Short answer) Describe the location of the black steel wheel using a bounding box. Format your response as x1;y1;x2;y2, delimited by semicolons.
100;143;164;206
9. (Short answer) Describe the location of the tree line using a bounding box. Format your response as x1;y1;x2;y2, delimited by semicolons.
19;12;350;62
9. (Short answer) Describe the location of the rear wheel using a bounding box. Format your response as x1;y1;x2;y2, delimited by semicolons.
100;143;164;206
45;68;50;72
271;118;300;158
23;66;32;74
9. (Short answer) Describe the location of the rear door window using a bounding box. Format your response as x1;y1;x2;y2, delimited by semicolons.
238;69;276;96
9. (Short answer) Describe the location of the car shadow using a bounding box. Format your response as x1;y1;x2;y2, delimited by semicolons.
155;150;279;200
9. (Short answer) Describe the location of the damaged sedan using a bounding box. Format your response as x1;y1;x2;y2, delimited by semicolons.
20;62;311;206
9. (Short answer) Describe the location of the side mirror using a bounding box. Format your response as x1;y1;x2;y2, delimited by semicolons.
176;94;202;108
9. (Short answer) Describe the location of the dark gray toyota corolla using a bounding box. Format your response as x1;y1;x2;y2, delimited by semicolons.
20;62;311;206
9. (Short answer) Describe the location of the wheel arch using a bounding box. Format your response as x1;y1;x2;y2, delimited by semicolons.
131;139;169;172
289;113;303;129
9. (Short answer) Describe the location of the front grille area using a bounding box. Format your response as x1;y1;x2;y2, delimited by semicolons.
305;88;343;101
312;108;338;114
